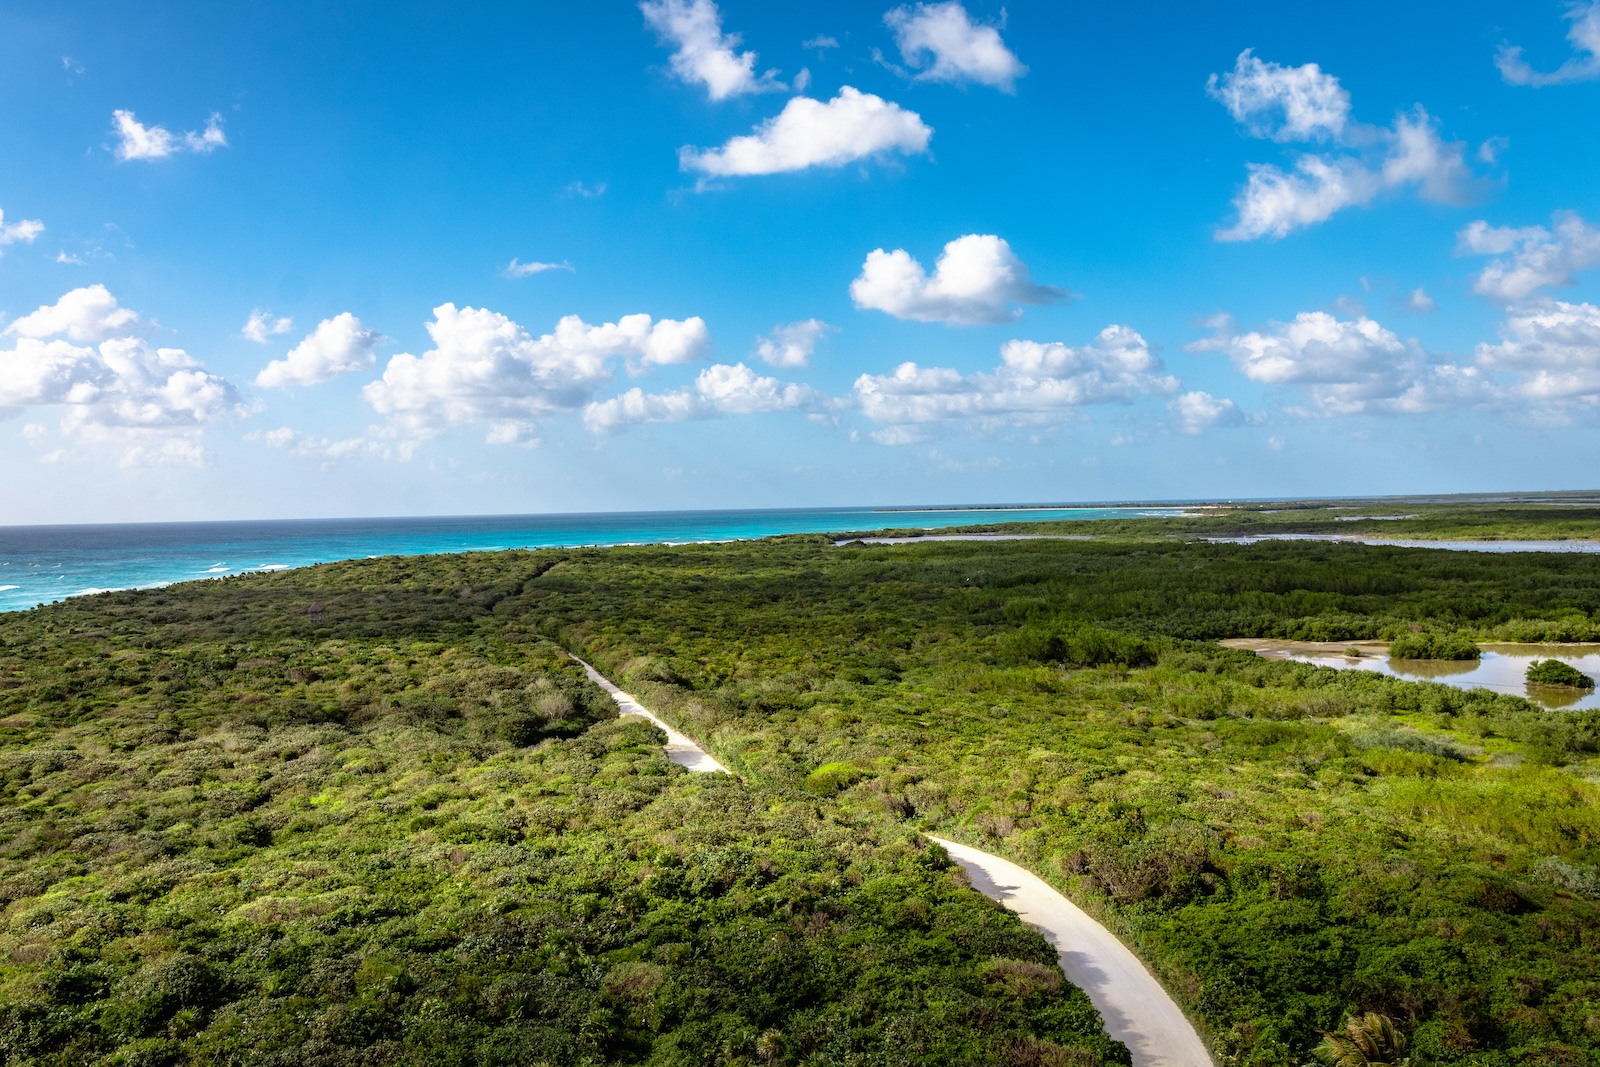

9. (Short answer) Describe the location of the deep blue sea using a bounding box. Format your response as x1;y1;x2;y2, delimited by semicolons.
0;505;1184;614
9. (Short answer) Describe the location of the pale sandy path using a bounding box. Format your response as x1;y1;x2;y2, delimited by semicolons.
929;836;1213;1067
572;656;729;773
574;658;1209;1064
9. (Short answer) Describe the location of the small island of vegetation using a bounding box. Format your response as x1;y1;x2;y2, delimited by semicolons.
1526;658;1597;689
1385;630;1481;661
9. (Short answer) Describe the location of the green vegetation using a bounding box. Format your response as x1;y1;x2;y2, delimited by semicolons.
0;603;1126;1066
1312;1012;1412;1067
1526;659;1596;689
964;497;1600;548
1386;632;1481;661
6;506;1600;1066
527;535;1600;1066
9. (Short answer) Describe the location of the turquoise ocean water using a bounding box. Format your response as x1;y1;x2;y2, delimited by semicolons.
0;505;1183;614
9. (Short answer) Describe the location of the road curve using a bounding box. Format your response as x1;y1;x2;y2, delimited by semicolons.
572;656;729;773
929;835;1212;1067
574;656;1208;1064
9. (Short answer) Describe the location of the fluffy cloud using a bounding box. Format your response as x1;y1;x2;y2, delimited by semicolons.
1210;50;1478;241
7;284;141;342
242;309;293;343
112;110;226;162
0;287;238;465
641;0;783;100
850;234;1065;325
679;87;932;176
504;258;573;277
1218;109;1472;241
1497;1;1600;87
1220;156;1380;242
1170;391;1244;434
1458;212;1600;303
584;362;822;432
1475;300;1600;408
1206;49;1350;141
883;2;1026;92
753;319;834;367
1192;310;1482;415
0;208;44;253
852;326;1177;442
256;314;382;389
362;304;711;445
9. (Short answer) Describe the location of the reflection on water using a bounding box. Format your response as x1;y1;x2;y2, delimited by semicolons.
1225;640;1600;709
1387;657;1482;679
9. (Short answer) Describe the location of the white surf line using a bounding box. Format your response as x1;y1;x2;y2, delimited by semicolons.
571;656;729;773
929;836;1212;1067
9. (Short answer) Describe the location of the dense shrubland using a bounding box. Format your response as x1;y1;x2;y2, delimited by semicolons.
525;536;1600;1067
0;617;1125;1066
5;515;1600;1066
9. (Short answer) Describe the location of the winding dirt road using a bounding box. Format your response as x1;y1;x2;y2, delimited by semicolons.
930;836;1212;1067
576;656;1211;1066
572;656;729;773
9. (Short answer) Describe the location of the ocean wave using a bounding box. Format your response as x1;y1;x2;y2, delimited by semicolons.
255;564;292;572
0;585;18;592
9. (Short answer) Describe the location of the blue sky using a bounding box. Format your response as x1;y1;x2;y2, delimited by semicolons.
2;0;1599;523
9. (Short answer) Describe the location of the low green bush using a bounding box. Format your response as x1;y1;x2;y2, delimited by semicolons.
1387;630;1481;660
1526;658;1596;688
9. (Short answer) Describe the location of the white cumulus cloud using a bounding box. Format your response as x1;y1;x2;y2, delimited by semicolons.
852;325;1178;442
7;284;142;342
242;309;293;343
1170;391;1244;434
641;0;783;100
884;2;1026;92
1497;1;1600;87
849;234;1065;325
679;87;932;177
1475;300;1600;409
112;110;226;162
1192;310;1483;416
362;304;711;445
0;287;239;465
1210;49;1480;241
0;209;44;253
753;319;835;367
1207;49;1350;141
1217;108;1472;241
256;314;382;389
584;362;822;432
1458;212;1600;303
